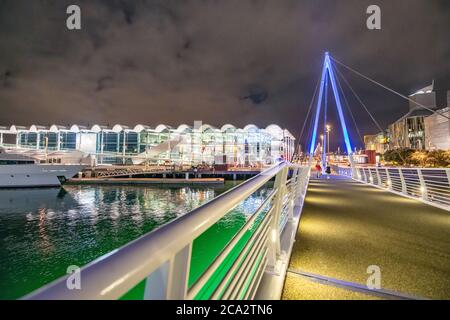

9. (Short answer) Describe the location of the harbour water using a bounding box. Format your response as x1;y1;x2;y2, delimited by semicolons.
0;182;272;299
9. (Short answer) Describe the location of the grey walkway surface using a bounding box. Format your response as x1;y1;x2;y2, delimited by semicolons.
282;177;450;300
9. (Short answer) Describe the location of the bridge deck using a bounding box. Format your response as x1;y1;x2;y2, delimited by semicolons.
282;176;450;300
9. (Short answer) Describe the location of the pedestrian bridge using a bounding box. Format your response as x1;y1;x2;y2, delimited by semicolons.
24;162;450;300
23;52;450;300
283;175;450;300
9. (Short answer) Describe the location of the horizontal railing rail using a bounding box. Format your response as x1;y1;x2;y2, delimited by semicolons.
25;161;310;300
333;165;450;211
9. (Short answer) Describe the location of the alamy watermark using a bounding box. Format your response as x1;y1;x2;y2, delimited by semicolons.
366;5;381;30
66;4;380;31
66;5;81;30
366;265;381;290
66;265;81;290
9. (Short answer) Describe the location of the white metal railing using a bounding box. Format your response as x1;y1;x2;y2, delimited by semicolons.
334;165;450;211
25;161;310;300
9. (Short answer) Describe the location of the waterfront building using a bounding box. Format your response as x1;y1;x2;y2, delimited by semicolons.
364;132;389;154
388;83;436;150
424;107;450;150
0;123;295;166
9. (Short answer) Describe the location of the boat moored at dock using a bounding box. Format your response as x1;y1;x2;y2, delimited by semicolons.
0;148;85;188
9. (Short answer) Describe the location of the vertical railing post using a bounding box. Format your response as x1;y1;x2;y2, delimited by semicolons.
349;154;357;178
144;243;192;300
294;168;302;203
446;169;450;190
352;167;357;180
385;168;392;190
167;243;192;299
287;167;299;221
376;167;382;187
295;167;307;206
368;169;374;185
417;169;428;201
300;168;308;198
144;262;169;300
362;168;367;183
267;166;288;273
399;168;407;195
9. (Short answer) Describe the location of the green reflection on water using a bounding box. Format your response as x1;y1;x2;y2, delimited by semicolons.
0;181;270;300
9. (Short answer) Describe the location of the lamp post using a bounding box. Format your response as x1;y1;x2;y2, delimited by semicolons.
320;134;324;153
326;124;331;154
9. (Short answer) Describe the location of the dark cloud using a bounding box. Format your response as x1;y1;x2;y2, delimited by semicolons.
96;76;114;92
241;84;269;105
0;0;448;150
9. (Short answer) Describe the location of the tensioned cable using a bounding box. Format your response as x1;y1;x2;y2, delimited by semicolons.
296;73;321;154
306;80;321;156
322;72;328;159
304;100;316;157
330;56;450;121
334;64;385;133
334;62;406;163
332;64;365;145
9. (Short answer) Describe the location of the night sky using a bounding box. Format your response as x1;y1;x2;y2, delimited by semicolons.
0;0;449;150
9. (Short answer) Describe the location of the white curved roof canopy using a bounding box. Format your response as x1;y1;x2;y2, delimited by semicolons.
265;124;284;139
29;125;48;132
50;125;67;132
133;124;150;132
199;124;216;132
155;124;171;132
243;124;259;132
90;124;108;132
9;125;19;133
1;123;294;141
283;130;295;139
70;125;81;132
112;124;129;133
8;125;26;133
69;124;88;132
221;124;236;132
175;124;191;133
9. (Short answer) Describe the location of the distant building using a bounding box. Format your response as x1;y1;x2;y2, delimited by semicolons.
364;132;389;154
424;107;450;150
0;123;295;166
388;83;436;150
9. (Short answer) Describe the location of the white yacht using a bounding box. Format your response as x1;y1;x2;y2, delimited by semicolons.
0;148;85;188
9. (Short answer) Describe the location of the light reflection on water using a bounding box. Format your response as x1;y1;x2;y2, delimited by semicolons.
0;182;270;299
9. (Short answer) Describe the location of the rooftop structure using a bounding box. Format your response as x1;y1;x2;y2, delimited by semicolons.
0;123;295;166
388;82;437;150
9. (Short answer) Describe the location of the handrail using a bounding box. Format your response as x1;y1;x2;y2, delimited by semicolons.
186;189;277;299
334;165;450;211
25;161;310;300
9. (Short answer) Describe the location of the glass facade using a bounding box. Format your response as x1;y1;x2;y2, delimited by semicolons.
0;124;295;166
389;116;426;150
60;132;77;150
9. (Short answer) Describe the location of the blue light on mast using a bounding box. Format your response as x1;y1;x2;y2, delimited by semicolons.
309;52;353;155
309;60;328;154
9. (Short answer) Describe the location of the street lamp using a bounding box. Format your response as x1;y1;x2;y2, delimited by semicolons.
326;124;331;154
320;134;324;153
